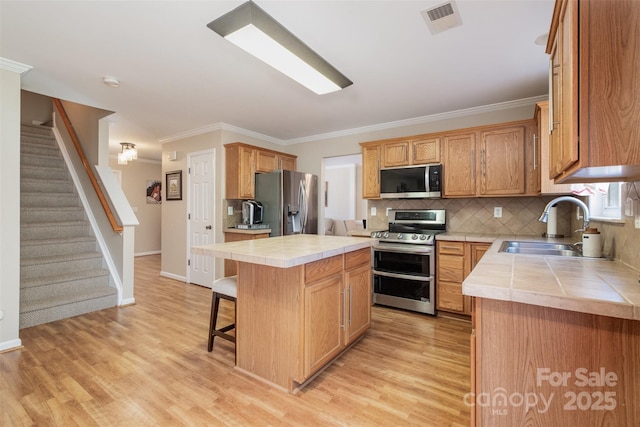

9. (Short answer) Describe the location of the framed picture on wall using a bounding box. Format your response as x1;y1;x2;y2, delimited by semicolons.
165;170;182;201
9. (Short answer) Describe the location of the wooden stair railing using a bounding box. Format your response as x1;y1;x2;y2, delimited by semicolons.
52;98;123;233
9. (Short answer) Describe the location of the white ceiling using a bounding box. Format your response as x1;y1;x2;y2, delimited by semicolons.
0;0;554;162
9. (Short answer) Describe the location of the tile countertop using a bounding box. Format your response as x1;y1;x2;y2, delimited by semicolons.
192;234;375;269
462;236;640;321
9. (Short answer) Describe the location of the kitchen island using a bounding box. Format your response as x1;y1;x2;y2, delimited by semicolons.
463;236;640;426
192;234;374;393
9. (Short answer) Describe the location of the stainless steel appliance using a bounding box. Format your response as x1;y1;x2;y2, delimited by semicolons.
241;200;263;225
371;209;446;315
255;170;318;236
379;164;442;199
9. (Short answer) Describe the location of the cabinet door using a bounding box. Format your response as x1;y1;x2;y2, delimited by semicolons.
256;150;278;173
411;137;440;164
443;133;476;197
344;263;371;345
437;281;464;312
480;126;525;195
383;141;410;167
225;145;255;199
536;101;573;194
304;274;344;377
362;145;381;198
279;155;296;171
437;254;464;282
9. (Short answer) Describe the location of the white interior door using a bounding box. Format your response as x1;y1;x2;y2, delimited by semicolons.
188;150;215;287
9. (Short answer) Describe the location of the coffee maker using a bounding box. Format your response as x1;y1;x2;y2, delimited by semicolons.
242;200;264;225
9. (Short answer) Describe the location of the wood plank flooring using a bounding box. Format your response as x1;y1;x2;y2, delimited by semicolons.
1;254;471;426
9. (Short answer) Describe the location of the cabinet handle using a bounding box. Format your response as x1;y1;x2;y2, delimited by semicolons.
441;245;460;250
340;289;346;330
349;286;353;326
471;150;476;179
376;160;380;184
481;149;486;176
533;134;538;170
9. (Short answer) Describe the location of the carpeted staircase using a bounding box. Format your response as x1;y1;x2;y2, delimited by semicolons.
20;124;117;329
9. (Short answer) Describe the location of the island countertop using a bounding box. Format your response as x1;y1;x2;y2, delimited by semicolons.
463;236;640;321
192;234;375;268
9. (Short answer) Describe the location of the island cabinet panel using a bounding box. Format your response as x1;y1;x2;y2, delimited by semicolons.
344;249;372;344
472;298;640;426
304;273;344;377
236;263;304;392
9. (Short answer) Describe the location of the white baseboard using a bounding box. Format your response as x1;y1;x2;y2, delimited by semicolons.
120;298;136;306
135;251;161;257
0;338;22;353
160;271;186;282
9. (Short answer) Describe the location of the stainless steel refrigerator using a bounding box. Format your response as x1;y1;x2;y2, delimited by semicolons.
255;170;318;237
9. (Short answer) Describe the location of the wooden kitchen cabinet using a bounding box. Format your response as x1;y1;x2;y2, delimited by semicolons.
546;0;640;183
436;241;489;316
479;126;525;196
225;143;256;200
535;101;573;194
472;297;640;426
223;230;270;276
442;133;476;197
303;248;371;379
362;144;381;198
225;142;297;199
382;141;410;167
256;150;296;173
411;137;440;164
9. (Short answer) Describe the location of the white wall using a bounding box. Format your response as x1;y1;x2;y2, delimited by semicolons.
0;66;24;351
109;159;162;255
324;164;356;220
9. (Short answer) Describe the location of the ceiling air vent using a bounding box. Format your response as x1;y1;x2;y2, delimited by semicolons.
421;1;463;35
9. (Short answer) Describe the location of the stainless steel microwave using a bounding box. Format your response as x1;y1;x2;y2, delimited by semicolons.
379;164;442;199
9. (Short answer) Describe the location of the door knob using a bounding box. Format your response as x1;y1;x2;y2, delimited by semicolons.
205;225;212;230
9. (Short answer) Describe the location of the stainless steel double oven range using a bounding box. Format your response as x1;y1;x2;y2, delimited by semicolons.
371;209;446;315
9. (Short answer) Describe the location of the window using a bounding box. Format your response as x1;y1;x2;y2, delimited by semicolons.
588;182;623;221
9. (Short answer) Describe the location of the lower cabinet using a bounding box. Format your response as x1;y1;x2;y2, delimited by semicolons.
223;231;269;276
303;248;371;378
436;241;490;316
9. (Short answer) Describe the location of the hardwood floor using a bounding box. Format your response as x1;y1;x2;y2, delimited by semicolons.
1;254;471;426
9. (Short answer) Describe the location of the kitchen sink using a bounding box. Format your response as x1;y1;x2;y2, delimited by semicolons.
498;241;582;257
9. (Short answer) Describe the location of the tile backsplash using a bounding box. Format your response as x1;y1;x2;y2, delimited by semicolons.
592;181;640;270
367;196;573;237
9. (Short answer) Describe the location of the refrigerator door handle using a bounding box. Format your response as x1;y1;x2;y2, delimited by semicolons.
299;179;308;233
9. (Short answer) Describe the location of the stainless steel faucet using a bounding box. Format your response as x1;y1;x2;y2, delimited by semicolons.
539;196;590;231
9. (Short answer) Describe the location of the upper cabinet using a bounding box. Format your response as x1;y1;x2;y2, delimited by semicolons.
546;0;640;183
442;132;476;197
225;143;297;199
535;101;573;194
256;150;297;173
381;137;441;168
411;137;440;165
361;144;381;199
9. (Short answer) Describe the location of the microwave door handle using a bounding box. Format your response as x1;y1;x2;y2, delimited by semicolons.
425;167;429;192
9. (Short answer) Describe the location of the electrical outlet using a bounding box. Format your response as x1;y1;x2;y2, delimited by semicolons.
635;215;640;229
625;197;634;217
227;206;234;215
494;207;502;218
370;207;377;216
386;207;392;216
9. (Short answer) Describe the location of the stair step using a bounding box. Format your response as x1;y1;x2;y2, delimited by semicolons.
21;124;54;136
21;221;92;241
21;206;86;223
21;192;80;208
20;287;118;329
20;252;103;280
21;236;97;258
21;142;60;157
21;268;110;288
21;178;75;194
21;133;57;145
20;152;66;168
21;165;70;181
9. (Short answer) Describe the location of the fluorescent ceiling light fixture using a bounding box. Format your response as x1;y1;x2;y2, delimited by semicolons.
207;1;352;95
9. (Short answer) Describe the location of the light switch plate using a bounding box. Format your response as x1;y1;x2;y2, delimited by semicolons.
635;215;640;229
228;206;234;215
494;207;502;218
386;207;392;216
370;207;377;216
625;197;634;217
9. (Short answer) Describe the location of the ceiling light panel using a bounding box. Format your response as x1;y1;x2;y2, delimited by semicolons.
207;1;352;94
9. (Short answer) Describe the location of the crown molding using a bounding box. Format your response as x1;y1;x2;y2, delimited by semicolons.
158;95;548;146
0;57;33;75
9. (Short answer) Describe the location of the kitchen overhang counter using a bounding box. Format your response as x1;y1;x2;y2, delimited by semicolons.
462;236;640;320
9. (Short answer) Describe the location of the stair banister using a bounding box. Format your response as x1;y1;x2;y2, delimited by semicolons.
52;98;123;233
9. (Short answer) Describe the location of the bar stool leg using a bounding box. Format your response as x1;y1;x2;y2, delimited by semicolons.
208;292;221;352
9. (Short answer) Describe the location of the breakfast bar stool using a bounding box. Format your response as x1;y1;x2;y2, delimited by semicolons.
208;276;237;352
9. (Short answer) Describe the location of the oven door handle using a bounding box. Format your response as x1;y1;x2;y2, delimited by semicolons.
373;245;434;255
372;270;432;282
